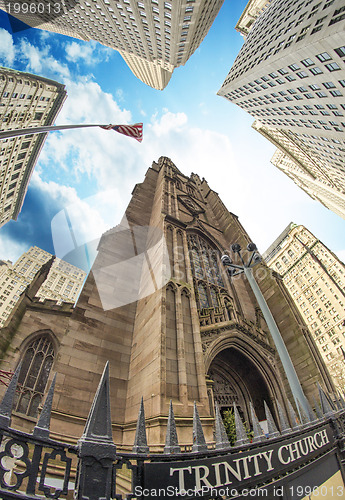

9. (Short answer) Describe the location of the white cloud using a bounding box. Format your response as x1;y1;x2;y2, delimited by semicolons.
116;88;125;102
65;41;95;63
18;39;70;79
65;40;113;65
0;29;15;66
0;234;27;264
149;110;188;137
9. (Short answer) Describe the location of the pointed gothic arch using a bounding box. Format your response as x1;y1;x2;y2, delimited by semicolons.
14;330;58;418
205;333;284;423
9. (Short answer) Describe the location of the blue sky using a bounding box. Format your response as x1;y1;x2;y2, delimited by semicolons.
0;2;344;272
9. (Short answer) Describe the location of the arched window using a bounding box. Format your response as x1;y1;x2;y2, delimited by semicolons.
198;283;209;308
188;234;225;315
14;335;55;418
191;247;203;279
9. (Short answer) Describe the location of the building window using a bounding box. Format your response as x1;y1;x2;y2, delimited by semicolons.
198;283;209;308
310;67;323;75
188;234;225;316
14;335;55;418
296;71;308;79
334;46;345;57
325;62;340;72
301;58;314;67
316;52;332;62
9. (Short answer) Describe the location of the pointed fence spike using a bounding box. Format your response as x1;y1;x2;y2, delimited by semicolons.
317;383;334;417
76;363;116;500
287;400;300;430
215;404;230;450
326;393;336;411
334;393;342;411
305;398;318;423
33;373;56;438
275;400;292;435
337;391;345;410
82;361;115;446
264;401;280;439
312;396;324;420
132;397;149;454
0;362;22;429
233;403;250;447
192;402;208;452
297;399;309;426
249;402;265;443
164;400;180;454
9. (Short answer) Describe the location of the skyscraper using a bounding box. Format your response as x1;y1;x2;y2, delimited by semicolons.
0;246;86;327
218;0;345;215
253;120;345;220
2;0;225;90
0;68;66;226
0;157;333;446
264;223;345;390
235;0;272;37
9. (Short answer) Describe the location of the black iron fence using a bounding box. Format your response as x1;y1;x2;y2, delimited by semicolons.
0;362;344;500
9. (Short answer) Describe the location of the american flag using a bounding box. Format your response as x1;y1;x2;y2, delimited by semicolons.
100;123;143;142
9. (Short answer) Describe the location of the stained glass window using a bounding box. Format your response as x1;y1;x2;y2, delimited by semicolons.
212;255;224;286
15;336;55;418
188;234;227;314
191;248;203;279
198;283;209;308
202;249;213;281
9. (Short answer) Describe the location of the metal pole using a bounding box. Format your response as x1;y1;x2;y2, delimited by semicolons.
243;266;309;416
0;123;106;140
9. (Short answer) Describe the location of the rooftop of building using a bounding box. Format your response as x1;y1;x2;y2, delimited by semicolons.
263;222;298;262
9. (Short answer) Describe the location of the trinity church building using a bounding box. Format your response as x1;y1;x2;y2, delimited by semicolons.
0;157;334;448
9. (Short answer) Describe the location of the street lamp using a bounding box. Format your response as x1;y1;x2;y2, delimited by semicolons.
221;243;309;417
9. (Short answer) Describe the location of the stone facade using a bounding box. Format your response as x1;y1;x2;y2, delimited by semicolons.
264;222;345;391
0;157;334;449
0;246;86;327
0;68;66;226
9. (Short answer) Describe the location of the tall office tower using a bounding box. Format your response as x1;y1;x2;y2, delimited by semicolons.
218;0;345;210
0;157;333;445
0;246;86;327
253;121;345;220
0;68;66;227
235;0;272;37
264;223;345;390
2;0;224;90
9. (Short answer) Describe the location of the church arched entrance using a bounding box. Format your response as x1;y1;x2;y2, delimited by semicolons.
207;347;276;426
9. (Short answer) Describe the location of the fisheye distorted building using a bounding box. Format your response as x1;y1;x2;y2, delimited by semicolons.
218;0;345;218
0;157;333;447
0;68;66;226
264;223;345;391
1;0;225;90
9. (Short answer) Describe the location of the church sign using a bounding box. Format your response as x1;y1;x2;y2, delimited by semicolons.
142;425;335;498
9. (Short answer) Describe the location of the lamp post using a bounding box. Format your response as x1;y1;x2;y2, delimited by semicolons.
221;243;309;417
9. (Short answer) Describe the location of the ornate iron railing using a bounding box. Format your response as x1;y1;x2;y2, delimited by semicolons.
0;362;344;499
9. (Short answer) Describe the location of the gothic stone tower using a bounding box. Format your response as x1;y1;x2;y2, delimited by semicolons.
0;157;334;448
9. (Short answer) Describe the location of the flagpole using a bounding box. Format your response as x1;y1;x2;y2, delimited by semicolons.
0;124;108;140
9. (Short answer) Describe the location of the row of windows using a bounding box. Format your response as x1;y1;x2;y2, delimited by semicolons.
224;0;342;83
